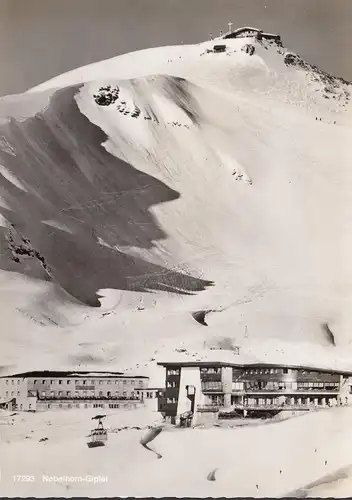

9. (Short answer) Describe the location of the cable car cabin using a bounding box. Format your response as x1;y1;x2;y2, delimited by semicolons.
87;414;108;449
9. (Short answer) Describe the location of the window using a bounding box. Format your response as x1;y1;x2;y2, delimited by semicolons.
123;380;127;384
115;380;119;385
59;404;62;408
283;368;288;374
107;380;112;385
84;404;88;408
91;380;95;385
20;404;23;409
47;404;52;409
131;380;135;385
99;391;103;396
139;381;143;386
75;380;79;385
50;380;54;384
11;391;14;396
99;381;103;385
5;391;8;396
33;380;37;385
41;391;46;396
123;391;127;397
17;391;20;396
67;391;71;397
17;380;20;385
29;404;32;409
107;391;111;397
59;380;63;385
76;404;80;408
11;380;15;385
42;380;46;384
68;404;72;409
5;380;8;385
58;391;62;396
82;380;86;385
83;391;87;397
67;380;71;385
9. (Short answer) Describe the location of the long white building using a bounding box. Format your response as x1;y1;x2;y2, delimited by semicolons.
0;370;149;411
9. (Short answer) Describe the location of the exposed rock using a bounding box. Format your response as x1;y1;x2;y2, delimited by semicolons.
5;225;51;277
192;310;209;326
242;44;255;56
93;85;119;106
284;52;300;67
322;323;336;346
207;468;218;481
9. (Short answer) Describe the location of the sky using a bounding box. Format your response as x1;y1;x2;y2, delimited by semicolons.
0;0;351;97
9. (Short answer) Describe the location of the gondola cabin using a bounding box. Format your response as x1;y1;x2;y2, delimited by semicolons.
87;414;108;448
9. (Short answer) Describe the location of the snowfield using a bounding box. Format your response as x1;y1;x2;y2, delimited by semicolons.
0;31;351;497
1;405;352;497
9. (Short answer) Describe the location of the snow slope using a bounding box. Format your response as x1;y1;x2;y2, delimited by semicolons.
0;33;351;374
1;405;352;497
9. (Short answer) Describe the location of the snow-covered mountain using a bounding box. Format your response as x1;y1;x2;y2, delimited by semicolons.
0;31;351;376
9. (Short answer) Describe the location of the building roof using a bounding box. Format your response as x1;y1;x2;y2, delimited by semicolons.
0;370;149;379
157;361;352;376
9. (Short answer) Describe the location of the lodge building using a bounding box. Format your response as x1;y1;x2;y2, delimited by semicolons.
157;361;352;425
0;370;149;411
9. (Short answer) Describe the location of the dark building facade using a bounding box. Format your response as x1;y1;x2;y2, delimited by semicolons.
157;361;352;425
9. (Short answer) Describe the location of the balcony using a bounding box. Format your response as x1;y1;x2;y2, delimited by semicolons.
245;388;339;394
200;373;222;382
201;382;223;392
231;402;331;411
37;395;141;401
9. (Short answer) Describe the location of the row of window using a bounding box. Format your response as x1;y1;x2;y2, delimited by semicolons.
166;381;178;388
4;380;21;385
5;391;20;397
166;370;180;376
45;402;124;409
244;381;339;390
28;379;143;386
233;382;244;390
242;368;289;375
200;368;221;374
297;382;339;389
166;397;177;404
38;390;133;397
140;391;157;398
201;381;222;390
